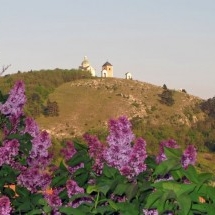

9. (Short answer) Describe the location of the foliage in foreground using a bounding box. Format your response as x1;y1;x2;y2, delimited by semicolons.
0;81;215;214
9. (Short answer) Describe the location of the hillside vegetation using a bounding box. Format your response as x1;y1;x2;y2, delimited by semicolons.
1;70;215;172
0;69;92;117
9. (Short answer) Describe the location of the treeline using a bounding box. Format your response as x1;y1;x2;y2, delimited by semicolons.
0;68;92;117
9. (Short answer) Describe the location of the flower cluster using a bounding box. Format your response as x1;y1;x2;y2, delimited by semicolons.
156;139;179;163
0;196;12;215
0;139;20;167
44;189;62;208
0;80;26;120
84;134;106;175
104;116;147;179
143;209;159;215
61;141;77;161
17;167;51;193
66;179;84;198
28;130;52;168
181;145;197;169
24;117;40;138
61;141;84;174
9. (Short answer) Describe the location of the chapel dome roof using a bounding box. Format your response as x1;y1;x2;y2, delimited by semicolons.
81;56;90;67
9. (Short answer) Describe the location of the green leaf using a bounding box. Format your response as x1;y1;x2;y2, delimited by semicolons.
198;173;213;184
182;165;199;184
117;202;139;215
145;190;163;208
59;206;87;215
51;174;68;187
107;199;119;211
59;161;68;171
26;209;42;215
154;158;181;176
125;183;138;201
74;171;89;187
67;150;89;167
86;185;99;194
175;184;196;197
3;187;16;198
73;141;88;151
42;205;52;213
178;194;192;215
92;205;116;215
15;186;30;197
102;164;118;178
114;183;128;195
164;147;182;160
31;193;43;206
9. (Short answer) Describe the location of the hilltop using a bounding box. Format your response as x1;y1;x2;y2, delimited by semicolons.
36;78;204;142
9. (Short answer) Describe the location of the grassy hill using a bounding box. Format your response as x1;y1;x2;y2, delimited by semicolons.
1;70;215;172
36;78;203;139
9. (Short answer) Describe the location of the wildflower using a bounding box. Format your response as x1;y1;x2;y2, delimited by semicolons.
44;189;62;208
24;117;39;138
68;197;92;208
128;138;147;176
66;179;84;198
84;134;106;174
17;167;51;192
181;145;197;169
0;139;19;167
143;209;159;215
28;130;52;168
0;80;26;119
0;196;12;215
68;162;84;175
104;116;147;179
156;139;179;163
105;116;134;169
61;141;77;161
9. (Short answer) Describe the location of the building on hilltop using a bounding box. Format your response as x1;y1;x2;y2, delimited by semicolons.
79;56;96;77
101;61;113;78
125;72;132;80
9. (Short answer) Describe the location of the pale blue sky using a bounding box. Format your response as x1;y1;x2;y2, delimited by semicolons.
0;0;215;99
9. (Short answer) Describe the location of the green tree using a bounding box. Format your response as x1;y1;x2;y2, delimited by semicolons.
158;89;175;106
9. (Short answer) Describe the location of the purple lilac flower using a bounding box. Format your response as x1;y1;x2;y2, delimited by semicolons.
0;80;26;120
105;116;134;169
0;139;20;167
154;174;174;183
67;197;92;208
44;189;62;208
28;130;52;168
181;145;197;169
104;116;147;179
68;163;84;175
66;179;84;198
128;138;147;177
143;209;159;215
24;117;40;138
17;167;51;192
156;139;179;164
0;196;12;215
61;141;77;161
84;134;106;174
110;193;127;202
